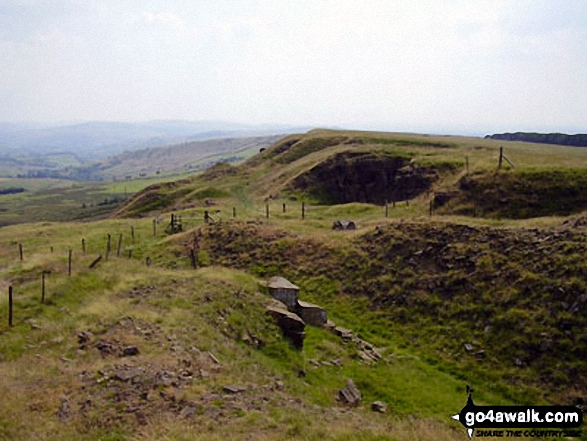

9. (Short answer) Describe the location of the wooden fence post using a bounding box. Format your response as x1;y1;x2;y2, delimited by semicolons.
82;238;86;254
8;286;13;327
131;226;135;243
465;155;469;174
18;243;23;261
41;270;50;304
282;203;286;213
266;203;269;219
146;257;152;267
498;146;503;169
128;249;132;259
232;207;236;218
68;249;72;276
117;234;123;257
50;246;54;253
105;234;111;261
302;202;305;220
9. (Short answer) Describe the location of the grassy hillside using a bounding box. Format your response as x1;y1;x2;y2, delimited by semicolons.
1;129;586;440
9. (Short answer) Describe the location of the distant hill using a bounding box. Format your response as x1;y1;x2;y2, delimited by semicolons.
79;135;285;181
486;132;587;147
0;120;310;160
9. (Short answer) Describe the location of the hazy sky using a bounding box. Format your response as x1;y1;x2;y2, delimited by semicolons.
1;0;586;134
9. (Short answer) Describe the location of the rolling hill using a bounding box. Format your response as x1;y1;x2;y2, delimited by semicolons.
1;129;586;440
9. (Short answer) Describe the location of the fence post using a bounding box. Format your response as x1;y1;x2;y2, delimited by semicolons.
41;271;50;304
146;257;152;267
8;286;13;327
266;203;269;219
282;203;286;213
233;207;236;218
68;249;72;276
498;146;503;169
105;234;111;261
18;243;23;261
128;249;132;259
465;156;469;174
82;238;86;254
131;226;135;243
302;202;305;220
117;234;123;257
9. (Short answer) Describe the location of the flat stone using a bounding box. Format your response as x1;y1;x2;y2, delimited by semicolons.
371;401;388;413
223;385;247;394
339;379;361;407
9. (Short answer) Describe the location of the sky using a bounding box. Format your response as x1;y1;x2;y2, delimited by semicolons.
0;0;586;135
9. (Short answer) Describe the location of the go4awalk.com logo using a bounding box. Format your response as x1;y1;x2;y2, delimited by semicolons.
451;388;583;438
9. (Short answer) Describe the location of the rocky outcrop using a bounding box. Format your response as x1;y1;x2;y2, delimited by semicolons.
289;151;442;204
266;301;305;349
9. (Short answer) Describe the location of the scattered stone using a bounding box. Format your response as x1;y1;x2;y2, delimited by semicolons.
122;346;140;357
334;326;353;341
114;368;143;382
77;331;93;349
332;220;356;230
180;406;197;419
60;357;72;363
371;401;388;413
274;381;284;391
56;399;72;422
463;343;474;352
208;352;221;365
338;379;361;407
31;324;42;330
223;385;247;394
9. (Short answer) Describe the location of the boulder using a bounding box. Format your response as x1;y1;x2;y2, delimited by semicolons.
266;302;306;349
339;379;361;407
296;300;327;327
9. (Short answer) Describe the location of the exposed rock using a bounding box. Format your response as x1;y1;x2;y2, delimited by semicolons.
296;300;327;327
122;346;140;357
267;276;299;311
338;379;361;407
371;401;388;413
332;220;356;230
266;302;306;349
223;385;247;394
